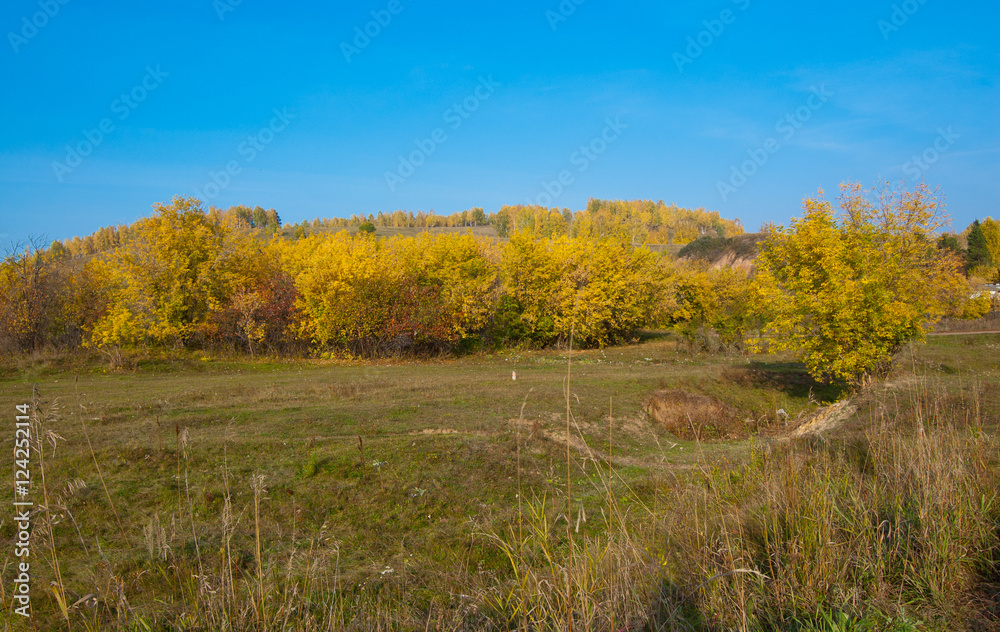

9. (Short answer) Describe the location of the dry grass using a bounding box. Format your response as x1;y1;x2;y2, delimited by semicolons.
644;389;744;440
482;368;1000;631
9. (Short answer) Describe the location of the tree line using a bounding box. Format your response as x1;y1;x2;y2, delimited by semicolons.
282;199;744;244
1;183;992;383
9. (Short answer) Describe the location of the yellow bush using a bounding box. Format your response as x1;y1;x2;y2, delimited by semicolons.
87;197;283;351
753;183;968;383
499;232;664;347
665;262;757;350
280;231;497;354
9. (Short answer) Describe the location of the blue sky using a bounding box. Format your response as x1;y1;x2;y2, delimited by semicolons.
1;0;997;245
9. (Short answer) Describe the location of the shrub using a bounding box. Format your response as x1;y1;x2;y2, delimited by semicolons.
753;183;970;383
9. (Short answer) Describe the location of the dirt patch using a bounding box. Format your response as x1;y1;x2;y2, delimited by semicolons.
787;400;857;439
644;389;746;441
709;251;756;273
601;413;650;437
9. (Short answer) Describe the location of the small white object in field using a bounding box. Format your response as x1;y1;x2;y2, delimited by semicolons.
777;408;788;420
512;370;517;381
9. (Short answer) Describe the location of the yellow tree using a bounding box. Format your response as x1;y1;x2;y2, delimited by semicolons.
497;231;563;343
87;196;268;351
498;231;664;347
202;235;296;356
550;237;664;346
979;218;1000;280
281;231;497;355
0;241;73;352
667;262;756;351
396;233;498;344
753;182;969;383
280;231;401;355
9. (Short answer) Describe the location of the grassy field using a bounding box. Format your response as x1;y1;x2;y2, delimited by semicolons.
0;333;998;630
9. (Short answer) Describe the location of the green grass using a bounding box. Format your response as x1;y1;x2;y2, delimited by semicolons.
0;333;997;630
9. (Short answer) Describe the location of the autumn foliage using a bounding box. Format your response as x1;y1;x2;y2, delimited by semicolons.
666;262;758;352
280;231;497;355
497;231;665;347
0;241;79;352
279;228;664;353
82;198;292;357
753;183;972;383
1;186;991;373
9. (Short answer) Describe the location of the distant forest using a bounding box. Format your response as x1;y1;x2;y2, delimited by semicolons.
51;198;744;258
